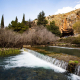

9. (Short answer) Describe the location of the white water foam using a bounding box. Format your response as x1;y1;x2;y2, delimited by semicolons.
49;46;80;50
3;49;80;80
4;51;65;73
69;74;80;80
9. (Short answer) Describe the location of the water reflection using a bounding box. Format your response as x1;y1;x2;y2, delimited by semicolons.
37;46;80;57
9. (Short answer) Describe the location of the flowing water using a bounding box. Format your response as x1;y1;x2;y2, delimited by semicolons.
0;48;80;80
37;46;80;57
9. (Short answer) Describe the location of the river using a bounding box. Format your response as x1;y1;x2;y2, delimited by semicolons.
0;48;80;80
37;46;80;57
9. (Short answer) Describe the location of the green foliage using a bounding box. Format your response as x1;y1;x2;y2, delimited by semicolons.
69;60;78;64
22;14;25;24
1;15;4;28
0;24;1;28
74;61;78;64
71;35;80;44
59;37;76;43
0;48;20;57
73;21;80;33
46;21;61;36
37;11;48;26
15;16;18;23
8;16;29;33
28;19;32;28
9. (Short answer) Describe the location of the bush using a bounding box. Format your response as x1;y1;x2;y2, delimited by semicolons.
58;37;76;43
73;21;80;34
46;21;61;37
71;36;80;44
0;26;59;48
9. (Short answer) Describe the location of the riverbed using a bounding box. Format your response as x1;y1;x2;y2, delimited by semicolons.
0;49;80;80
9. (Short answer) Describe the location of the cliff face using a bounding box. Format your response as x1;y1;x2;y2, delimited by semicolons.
33;8;80;35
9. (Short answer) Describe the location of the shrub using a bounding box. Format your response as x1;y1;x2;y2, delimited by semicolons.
58;37;76;43
46;21;61;37
71;36;80;44
0;26;59;48
74;61;79;64
73;21;80;34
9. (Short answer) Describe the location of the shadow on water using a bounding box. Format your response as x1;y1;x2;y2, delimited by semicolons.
0;67;69;80
0;50;80;80
37;46;80;57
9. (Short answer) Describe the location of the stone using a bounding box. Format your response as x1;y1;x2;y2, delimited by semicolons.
23;45;31;48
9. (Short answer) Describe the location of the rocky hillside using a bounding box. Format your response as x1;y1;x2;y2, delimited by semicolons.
33;8;80;35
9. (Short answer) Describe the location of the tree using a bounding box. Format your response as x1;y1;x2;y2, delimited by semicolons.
8;20;29;33
15;16;18;23
37;11;48;26
1;15;4;28
0;24;1;28
28;19;31;28
46;21;61;36
22;14;25;24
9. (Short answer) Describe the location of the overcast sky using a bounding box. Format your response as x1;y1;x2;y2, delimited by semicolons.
0;0;80;26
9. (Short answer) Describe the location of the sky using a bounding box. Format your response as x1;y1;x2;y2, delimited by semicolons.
0;0;80;26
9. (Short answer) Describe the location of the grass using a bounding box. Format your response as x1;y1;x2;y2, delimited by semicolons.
0;48;21;57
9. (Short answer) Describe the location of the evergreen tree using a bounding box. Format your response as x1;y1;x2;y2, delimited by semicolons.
1;15;4;28
0;24;1;28
37;11;48;26
15;16;18;23
22;14;25;23
28;19;31;28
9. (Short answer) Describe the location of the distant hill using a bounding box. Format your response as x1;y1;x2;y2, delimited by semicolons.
33;8;80;36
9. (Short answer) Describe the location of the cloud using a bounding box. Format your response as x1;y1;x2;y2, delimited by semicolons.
55;4;80;14
77;1;80;3
74;4;80;9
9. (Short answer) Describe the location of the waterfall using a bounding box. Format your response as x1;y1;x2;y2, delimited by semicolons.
23;48;80;76
75;65;80;76
24;48;68;70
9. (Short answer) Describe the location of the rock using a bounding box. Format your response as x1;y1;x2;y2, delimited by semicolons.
23;45;31;48
67;60;78;73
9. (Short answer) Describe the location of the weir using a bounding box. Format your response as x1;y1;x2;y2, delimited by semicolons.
25;48;80;76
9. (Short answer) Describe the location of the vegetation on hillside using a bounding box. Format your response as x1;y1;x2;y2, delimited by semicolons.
1;9;80;48
73;21;80;34
46;21;61;36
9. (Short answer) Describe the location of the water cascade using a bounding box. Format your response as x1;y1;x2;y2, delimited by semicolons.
24;48;80;76
27;49;68;70
0;48;80;80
